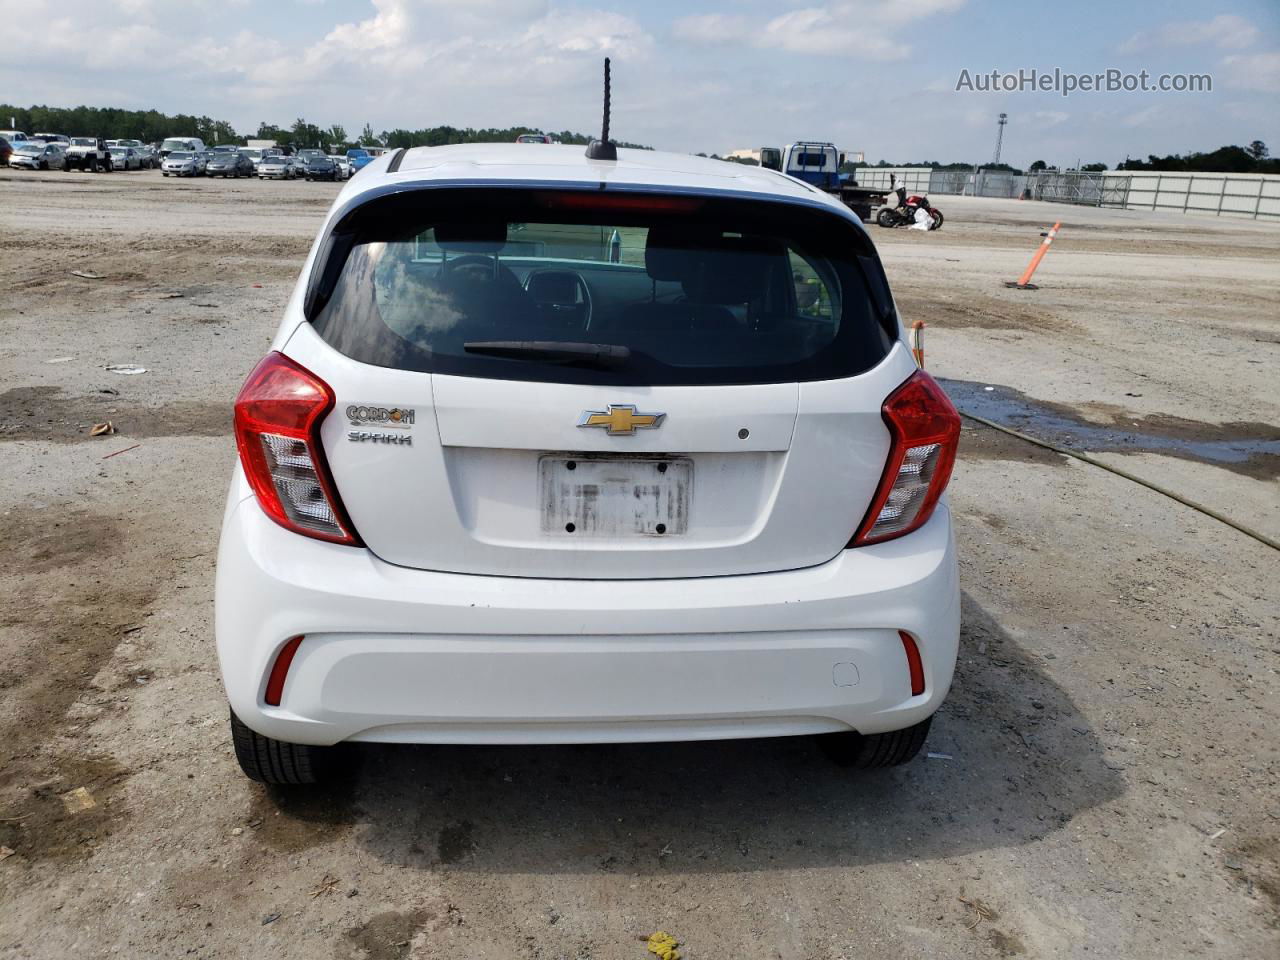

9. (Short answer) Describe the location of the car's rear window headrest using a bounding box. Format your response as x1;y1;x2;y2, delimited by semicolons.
644;228;787;299
435;221;508;253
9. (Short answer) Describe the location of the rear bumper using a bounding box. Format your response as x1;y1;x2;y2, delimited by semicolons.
216;492;960;746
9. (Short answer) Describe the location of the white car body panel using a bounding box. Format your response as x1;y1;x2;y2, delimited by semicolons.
286;321;914;579
217;143;958;750
217;475;958;746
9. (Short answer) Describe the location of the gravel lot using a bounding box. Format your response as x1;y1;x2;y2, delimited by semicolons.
1;168;1277;960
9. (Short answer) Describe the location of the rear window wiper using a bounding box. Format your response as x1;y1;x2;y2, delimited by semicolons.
463;341;635;367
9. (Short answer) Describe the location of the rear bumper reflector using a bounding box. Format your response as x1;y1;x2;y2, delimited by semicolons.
264;635;305;706
900;630;925;696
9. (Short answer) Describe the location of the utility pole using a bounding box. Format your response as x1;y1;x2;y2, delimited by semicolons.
993;113;1008;165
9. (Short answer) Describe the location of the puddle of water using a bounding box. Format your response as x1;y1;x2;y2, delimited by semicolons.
940;378;1280;480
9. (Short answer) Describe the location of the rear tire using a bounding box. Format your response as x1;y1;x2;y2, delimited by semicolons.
930;210;944;230
818;716;933;768
230;709;331;785
876;207;897;228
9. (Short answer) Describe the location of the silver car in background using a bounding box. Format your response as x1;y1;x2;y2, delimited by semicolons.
238;148;270;172
257;154;295;180
162;151;201;177
9;142;66;170
111;139;157;168
108;147;143;171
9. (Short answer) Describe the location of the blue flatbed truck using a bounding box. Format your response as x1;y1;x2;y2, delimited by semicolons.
760;142;886;222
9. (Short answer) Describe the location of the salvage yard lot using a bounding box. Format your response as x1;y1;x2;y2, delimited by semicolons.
0;169;1277;959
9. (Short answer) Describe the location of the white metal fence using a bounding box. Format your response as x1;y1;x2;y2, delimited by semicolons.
1114;172;1280;220
851;167;1280;220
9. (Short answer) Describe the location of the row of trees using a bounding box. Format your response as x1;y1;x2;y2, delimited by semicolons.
2;104;239;146
1;104;651;153
379;125;649;150
1117;141;1275;174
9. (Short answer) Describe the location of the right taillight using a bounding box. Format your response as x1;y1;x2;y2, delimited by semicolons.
850;370;960;547
233;352;360;546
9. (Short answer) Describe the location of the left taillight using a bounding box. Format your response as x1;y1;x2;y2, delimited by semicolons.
850;370;960;547
233;352;361;546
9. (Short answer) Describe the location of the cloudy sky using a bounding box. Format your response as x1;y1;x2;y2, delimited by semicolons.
2;0;1276;165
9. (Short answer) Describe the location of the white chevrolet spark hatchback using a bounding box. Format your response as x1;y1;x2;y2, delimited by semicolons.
216;142;961;784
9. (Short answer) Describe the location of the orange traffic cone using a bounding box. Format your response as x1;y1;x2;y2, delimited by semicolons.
1006;222;1061;289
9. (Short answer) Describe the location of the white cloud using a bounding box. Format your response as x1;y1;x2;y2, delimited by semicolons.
1220;50;1280;93
675;0;963;59
675;0;962;60
1029;110;1069;128
1121;104;1166;129
671;13;752;45
758;9;885;57
1118;14;1259;54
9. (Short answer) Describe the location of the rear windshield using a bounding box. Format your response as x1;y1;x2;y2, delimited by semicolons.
309;189;894;386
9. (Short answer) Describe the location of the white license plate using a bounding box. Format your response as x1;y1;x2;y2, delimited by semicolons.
539;456;691;537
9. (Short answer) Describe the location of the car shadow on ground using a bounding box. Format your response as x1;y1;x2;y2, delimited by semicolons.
260;592;1123;873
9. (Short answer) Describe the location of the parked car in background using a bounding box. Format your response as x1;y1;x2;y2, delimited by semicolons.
206;151;255;178
159;137;206;159
162;150;201;177
64;137;113;172
289;154;309;178
346;148;373;173
257;154;296;180
238;148;269;172
32;133;70;148
110;138;154;166
296;149;326;163
0;130;30;145
0;138;13;167
330;155;351;180
515;133;554;144
107;146;143;171
303;155;339;181
9;142;66;170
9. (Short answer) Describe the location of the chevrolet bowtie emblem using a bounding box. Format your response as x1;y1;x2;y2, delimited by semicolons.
578;404;666;436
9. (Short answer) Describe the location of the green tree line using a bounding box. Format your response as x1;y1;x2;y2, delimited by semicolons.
1117;141;1276;174
1;104;650;152
378;125;650;150
2;104;239;144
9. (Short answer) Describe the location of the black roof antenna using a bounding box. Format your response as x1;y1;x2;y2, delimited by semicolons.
585;58;618;161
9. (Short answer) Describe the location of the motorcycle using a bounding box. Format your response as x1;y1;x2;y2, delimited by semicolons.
876;180;944;230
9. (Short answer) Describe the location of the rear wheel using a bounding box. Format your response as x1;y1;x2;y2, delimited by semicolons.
930;210;944;230
230;709;333;785
876;207;897;228
817;716;933;768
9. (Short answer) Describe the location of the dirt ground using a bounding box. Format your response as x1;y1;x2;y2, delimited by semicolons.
0;168;1277;960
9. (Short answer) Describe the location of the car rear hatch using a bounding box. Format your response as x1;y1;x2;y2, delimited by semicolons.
285;185;911;579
